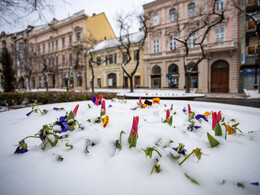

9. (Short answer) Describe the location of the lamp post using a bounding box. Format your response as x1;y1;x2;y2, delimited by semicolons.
254;59;258;89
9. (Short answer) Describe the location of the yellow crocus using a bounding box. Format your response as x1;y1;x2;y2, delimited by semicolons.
226;124;235;135
204;112;210;119
141;104;148;108
152;98;160;104
103;115;109;127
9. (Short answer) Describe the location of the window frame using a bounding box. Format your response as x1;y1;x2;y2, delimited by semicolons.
169;8;177;22
215;26;225;42
188;2;196;18
153;38;160;53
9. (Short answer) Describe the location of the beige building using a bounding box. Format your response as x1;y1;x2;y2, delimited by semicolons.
143;0;241;93
26;11;115;91
86;32;145;89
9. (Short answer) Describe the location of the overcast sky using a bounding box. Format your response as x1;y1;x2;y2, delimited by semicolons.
0;0;154;36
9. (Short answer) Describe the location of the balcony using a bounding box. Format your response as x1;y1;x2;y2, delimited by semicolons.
247;45;259;55
246;0;260;12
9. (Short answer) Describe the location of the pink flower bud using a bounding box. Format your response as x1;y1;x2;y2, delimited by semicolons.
130;116;139;138
101;100;106;115
73;104;79;117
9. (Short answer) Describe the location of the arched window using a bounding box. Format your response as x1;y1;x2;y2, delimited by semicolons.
169;8;176;22
151;65;161;88
77;72;82;87
215;0;224;12
167;64;179;88
188;2;196;18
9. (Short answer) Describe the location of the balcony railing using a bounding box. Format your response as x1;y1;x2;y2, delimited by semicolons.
247;45;259;55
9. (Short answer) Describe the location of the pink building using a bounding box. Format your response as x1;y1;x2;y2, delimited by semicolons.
143;0;241;93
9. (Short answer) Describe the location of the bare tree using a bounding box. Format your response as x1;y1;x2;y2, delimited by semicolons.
117;12;148;92
171;0;227;93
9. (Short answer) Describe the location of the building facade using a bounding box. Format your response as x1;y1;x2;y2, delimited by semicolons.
143;0;241;93
239;0;260;92
86;32;145;89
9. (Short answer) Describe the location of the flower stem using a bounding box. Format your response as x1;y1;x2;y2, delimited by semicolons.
179;151;194;166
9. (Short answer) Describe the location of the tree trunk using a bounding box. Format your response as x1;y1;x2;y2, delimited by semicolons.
91;64;95;95
185;72;191;93
129;76;133;92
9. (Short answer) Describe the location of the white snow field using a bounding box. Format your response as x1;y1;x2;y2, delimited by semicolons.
0;99;259;195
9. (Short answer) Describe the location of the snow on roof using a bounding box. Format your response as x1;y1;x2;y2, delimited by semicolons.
90;31;144;52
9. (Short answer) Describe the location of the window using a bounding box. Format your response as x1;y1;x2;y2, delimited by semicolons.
134;50;139;61
69;53;73;65
56;40;58;49
48;42;51;51
105;55;109;65
97;56;101;66
62;37;65;48
38;45;40;54
188;33;196;48
97;78;101;88
62;55;65;65
69;35;72;46
52;41;54;50
43;44;45;53
152;13;160;26
188;3;196;18
135;76;140;87
153;38;160;53
169;8;177;22
56;56;59;66
109;54;113;64
123;52;128;63
169;35;177;50
215;26;225;42
215;0;224;12
77;72;82;87
114;53;117;64
76;32;81;42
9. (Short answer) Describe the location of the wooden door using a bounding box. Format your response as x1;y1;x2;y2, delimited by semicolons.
211;61;229;93
108;73;116;88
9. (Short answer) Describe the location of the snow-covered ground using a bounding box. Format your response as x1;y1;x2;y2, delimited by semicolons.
0;98;259;195
246;89;260;99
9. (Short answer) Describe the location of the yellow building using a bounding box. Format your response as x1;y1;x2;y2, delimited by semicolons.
86;31;145;89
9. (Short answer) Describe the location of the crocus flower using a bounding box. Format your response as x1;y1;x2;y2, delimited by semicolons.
73;104;79;117
14;140;28;154
195;114;208;122
26;110;33;116
103;115;109;127
173;147;186;155
144;99;152;106
141;104;147;108
101;100;106;116
56;115;69;132
188;104;192;116
40;128;49;142
183;107;187;113
226;124;235;135
212;111;222;130
187;125;201;132
108;105;112;108
152;98;160;104
130;116;139;138
92;97;101;105
53;107;61;111
166;109;170;121
98;94;103;101
138;97;142;106
204;112;210;119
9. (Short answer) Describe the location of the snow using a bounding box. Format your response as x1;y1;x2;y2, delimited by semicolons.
246;89;260;99
0;99;260;195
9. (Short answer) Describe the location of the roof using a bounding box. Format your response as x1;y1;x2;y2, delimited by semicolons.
90;31;145;52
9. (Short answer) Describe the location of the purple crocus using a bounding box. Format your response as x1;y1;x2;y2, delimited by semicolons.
183;107;187;113
250;182;259;186
26;110;33;117
56;115;69;132
40;129;49;142
108;105;112;108
195;114;208;122
92;97;101;105
187;125;201;132
14;140;28;154
53;107;60;111
173;147;186;155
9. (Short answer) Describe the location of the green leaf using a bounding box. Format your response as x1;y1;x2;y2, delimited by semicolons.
46;134;59;146
129;133;137;148
232;123;240;128
237;182;245;188
88;104;91;108
169;116;173;126
169;153;181;160
207;132;220;148
221;180;226;185
215;123;222;136
67;111;75;121
185;173;200;185
65;142;73;149
150;163;161;175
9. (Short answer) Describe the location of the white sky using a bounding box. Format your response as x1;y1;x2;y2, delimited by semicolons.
0;0;155;36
